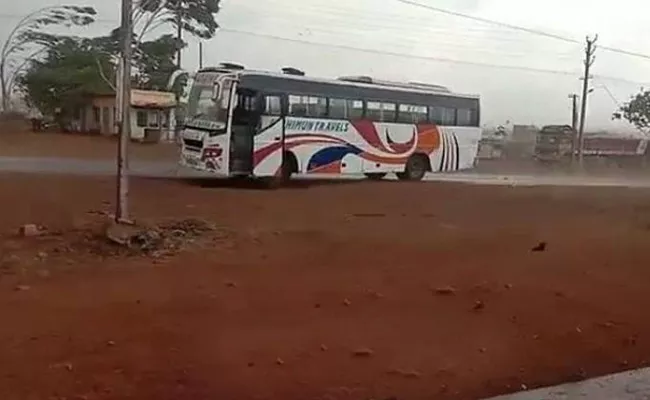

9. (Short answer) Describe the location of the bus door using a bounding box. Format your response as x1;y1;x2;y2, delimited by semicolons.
253;94;285;177
229;88;261;175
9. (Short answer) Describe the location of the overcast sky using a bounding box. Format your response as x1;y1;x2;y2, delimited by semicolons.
2;0;650;133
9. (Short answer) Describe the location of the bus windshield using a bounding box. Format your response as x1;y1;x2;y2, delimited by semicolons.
185;79;232;128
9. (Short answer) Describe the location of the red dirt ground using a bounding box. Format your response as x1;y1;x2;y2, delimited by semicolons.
2;174;650;400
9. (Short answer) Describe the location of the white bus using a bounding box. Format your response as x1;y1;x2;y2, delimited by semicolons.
180;64;481;182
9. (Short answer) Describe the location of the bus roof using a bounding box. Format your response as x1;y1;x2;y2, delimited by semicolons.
199;69;479;110
196;67;479;100
237;70;479;100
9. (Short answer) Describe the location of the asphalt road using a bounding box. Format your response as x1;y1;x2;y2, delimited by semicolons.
0;157;184;178
2;156;650;188
485;368;650;400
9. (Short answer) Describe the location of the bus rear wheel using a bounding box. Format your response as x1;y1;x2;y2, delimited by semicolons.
364;173;387;180
397;154;428;181
258;153;298;189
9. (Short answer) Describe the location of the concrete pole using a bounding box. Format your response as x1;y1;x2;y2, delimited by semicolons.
116;0;133;222
577;35;598;169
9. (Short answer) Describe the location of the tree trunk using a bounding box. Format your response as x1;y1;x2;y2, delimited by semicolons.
0;61;8;112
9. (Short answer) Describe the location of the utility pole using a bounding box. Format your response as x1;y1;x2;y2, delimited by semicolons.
174;0;183;140
199;41;203;69
577;35;598;168
175;1;182;68
569;94;579;132
568;93;579;162
116;0;133;222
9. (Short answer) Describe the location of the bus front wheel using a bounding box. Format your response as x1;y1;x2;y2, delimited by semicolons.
397;154;428;181
280;152;298;182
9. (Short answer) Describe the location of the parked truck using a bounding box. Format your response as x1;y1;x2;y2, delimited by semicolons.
534;125;648;163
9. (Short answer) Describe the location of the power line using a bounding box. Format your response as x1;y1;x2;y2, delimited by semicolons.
593;74;650;87
395;0;650;61
0;9;576;52
220;28;580;76
4;6;650;62
228;6;579;59
251;23;577;60
593;83;622;106
599;45;650;60
219;28;650;86
1;10;648;86
0;12;578;72
232;2;551;40
396;0;580;44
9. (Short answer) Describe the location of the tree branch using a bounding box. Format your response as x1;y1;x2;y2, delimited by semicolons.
6;47;48;93
95;57;116;91
1;5;59;60
3;38;34;62
132;7;147;25
136;4;172;42
140;15;174;40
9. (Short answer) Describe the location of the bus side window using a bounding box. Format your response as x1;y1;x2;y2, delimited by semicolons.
367;102;397;122
430;106;456;126
456;108;473;127
306;96;327;118
265;95;283;116
288;95;327;118
347;100;363;119
398;104;428;124
329;98;348;119
288;95;307;117
470;108;479;127
366;102;382;121
382;103;397;122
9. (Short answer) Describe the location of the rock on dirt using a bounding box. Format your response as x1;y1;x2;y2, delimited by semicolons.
434;286;457;296
19;224;45;237
531;241;547;252
103;218;219;255
352;348;374;358
104;222;142;247
389;369;422;379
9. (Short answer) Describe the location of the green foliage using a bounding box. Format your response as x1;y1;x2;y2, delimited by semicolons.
15;0;221;114
134;34;184;90
614;89;650;134
90;29;184;92
0;5;97;111
137;0;221;40
18;37;113;116
19;30;186;115
6;6;96;54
